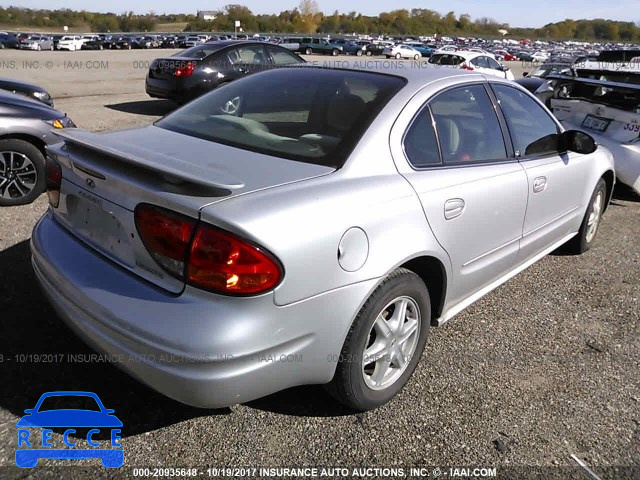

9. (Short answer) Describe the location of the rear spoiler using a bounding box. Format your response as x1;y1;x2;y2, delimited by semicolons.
53;129;245;190
545;74;640;91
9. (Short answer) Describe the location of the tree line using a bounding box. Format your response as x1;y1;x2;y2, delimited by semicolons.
0;3;638;41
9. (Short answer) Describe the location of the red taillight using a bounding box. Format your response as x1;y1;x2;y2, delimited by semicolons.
461;63;474;71
174;61;195;77
135;204;282;295
135;205;196;279
45;156;62;207
187;225;282;295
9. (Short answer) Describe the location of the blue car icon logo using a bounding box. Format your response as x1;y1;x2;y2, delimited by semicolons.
16;391;123;468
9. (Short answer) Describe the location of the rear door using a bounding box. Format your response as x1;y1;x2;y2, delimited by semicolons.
491;83;591;258
391;81;529;306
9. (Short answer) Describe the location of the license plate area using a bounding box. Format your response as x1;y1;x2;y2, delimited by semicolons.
582;114;611;132
66;192;135;268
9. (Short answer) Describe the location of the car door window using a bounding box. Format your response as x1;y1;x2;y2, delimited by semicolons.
492;84;561;157
429;85;507;164
487;57;502;70
471;56;489;69
268;46;303;66
403;107;441;168
236;45;267;65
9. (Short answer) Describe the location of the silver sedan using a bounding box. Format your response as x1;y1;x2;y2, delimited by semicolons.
32;65;615;411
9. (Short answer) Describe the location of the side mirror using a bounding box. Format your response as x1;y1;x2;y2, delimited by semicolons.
561;130;597;154
499;65;509;72
523;71;529;77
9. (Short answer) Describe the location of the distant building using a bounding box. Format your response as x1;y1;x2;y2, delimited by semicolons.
197;11;217;21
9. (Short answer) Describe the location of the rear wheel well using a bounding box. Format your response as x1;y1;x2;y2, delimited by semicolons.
0;133;46;158
399;256;447;326
601;170;615;212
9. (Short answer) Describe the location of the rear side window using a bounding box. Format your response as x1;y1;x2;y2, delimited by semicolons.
493;84;560;157
403;108;441;168
267;46;303;66
429;85;507;164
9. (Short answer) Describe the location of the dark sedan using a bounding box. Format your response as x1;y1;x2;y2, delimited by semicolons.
0;77;54;107
145;40;305;104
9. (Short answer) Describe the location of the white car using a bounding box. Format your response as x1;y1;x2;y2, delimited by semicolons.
531;51;550;62
429;51;515;80
383;44;421;60
57;35;83;51
544;64;640;194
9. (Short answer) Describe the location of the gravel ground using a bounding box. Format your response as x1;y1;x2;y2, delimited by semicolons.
0;49;638;480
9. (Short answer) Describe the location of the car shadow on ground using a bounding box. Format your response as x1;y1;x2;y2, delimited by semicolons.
611;183;639;204
0;240;228;437
104;100;175;116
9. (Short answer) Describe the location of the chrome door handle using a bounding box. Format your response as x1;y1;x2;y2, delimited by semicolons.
533;176;547;193
444;198;465;220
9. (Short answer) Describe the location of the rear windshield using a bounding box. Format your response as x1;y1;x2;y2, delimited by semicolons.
155;68;406;167
176;44;224;58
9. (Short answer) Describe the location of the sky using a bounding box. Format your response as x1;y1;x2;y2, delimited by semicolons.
1;0;638;28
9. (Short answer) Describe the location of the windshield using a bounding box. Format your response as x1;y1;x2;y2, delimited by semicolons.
155;68;406;167
38;395;101;412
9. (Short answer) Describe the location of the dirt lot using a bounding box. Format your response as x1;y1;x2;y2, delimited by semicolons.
0;49;638;479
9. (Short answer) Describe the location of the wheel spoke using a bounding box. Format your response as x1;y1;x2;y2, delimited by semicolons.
391;298;409;333
393;350;407;369
398;318;418;346
373;314;393;339
364;340;389;364
370;357;391;387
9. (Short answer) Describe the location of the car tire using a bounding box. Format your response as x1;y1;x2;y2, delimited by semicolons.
395;53;401;59
356;49;363;57
332;49;339;56
385;55;391;59
564;178;607;254
413;54;420;60
37;44;41;51
366;50;372;56
325;268;431;411
0;139;46;206
305;48;312;55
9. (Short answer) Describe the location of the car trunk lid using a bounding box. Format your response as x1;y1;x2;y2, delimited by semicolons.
48;126;333;293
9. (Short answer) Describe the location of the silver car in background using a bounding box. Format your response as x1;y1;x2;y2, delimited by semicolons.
19;35;54;51
0;90;75;206
32;66;615;411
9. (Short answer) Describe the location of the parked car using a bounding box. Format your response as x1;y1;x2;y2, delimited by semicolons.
19;35;54;51
493;50;517;61
543;64;640;195
406;43;433;57
0;77;54;106
343;41;371;56
115;36;133;50
161;36;178;48
0;33;19;49
57;35;83;51
0;90;75;205
298;38;342;56
146;40;305;104
278;37;302;51
428;51;515;80
383;44;421;60
34;65;614;411
81;37;107;50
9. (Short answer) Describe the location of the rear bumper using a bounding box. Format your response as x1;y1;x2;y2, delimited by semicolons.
563;121;640;195
31;212;376;408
